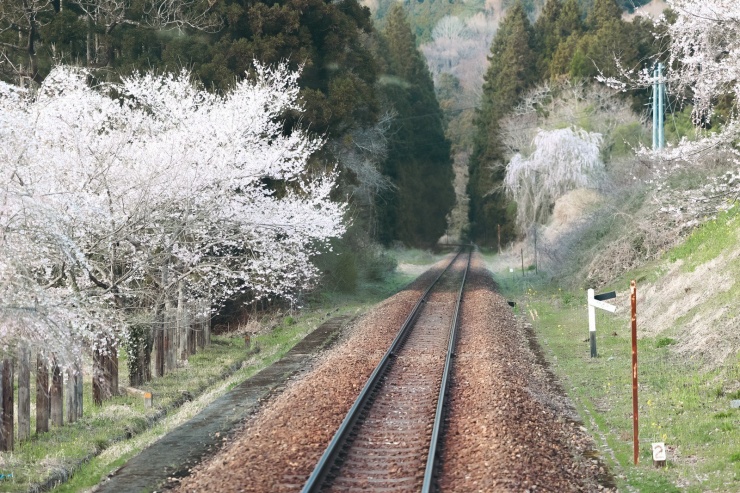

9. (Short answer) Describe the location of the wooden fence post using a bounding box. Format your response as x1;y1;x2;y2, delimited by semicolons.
197;304;205;350
155;306;165;378
204;299;211;346
178;303;188;361
75;361;83;419
108;341;118;397
18;346;30;441
66;359;83;423
188;302;196;356
165;309;176;372
66;366;76;424
0;358;14;451
50;360;63;427
36;354;49;433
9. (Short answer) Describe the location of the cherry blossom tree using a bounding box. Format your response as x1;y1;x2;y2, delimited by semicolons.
660;0;739;133
599;1;740;162
504;126;603;229
0;62;345;366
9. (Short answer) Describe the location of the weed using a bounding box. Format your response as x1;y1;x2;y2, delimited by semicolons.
656;337;676;348
718;422;734;432
730;452;740;463
713;385;726;398
714;411;734;419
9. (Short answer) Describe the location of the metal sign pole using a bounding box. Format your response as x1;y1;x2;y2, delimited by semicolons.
631;280;639;465
587;290;616;358
588;289;597;357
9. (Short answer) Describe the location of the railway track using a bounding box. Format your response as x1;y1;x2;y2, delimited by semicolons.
301;248;471;493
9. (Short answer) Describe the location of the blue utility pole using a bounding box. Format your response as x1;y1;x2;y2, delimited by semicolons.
652;63;665;150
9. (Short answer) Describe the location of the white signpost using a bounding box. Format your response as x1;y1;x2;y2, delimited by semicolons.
588;289;616;358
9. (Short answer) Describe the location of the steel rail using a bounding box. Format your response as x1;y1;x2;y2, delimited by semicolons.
422;247;471;492
300;249;464;493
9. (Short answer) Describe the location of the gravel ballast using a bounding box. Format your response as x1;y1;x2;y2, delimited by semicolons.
438;255;606;492
174;253;608;492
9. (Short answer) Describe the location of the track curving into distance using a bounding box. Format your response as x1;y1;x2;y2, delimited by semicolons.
301;248;471;493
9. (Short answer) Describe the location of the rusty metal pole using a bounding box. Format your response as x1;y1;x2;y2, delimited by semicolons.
521;248;524;278
631;280;639;465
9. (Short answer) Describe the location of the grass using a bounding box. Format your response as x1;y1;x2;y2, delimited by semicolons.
0;269;415;493
491;263;740;492
387;247;446;266
667;204;740;272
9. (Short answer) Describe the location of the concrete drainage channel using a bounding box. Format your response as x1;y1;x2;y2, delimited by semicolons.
39;315;353;493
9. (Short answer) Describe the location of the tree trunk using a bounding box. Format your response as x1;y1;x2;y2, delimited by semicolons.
66;360;82;423
93;347;112;405
0;359;14;451
205;299;211;347
86;18;93;66
36;355;49;434
164;309;173;372
50;361;63;427
93;349;102;405
127;325;147;386
17;347;30;441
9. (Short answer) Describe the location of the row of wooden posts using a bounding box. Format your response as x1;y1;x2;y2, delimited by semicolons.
154;300;212;379
0;300;212;452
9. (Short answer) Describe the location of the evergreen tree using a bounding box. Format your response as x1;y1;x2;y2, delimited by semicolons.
468;3;536;245
535;0;561;79
548;0;585;79
587;0;623;29
570;0;636;79
557;0;584;38
376;4;455;247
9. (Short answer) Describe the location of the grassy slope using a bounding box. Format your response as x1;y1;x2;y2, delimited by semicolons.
488;206;740;492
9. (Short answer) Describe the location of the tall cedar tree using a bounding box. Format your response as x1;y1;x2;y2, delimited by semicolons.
468;3;536;245
536;0;584;80
549;0;586;78
534;0;563;80
376;4;455;247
